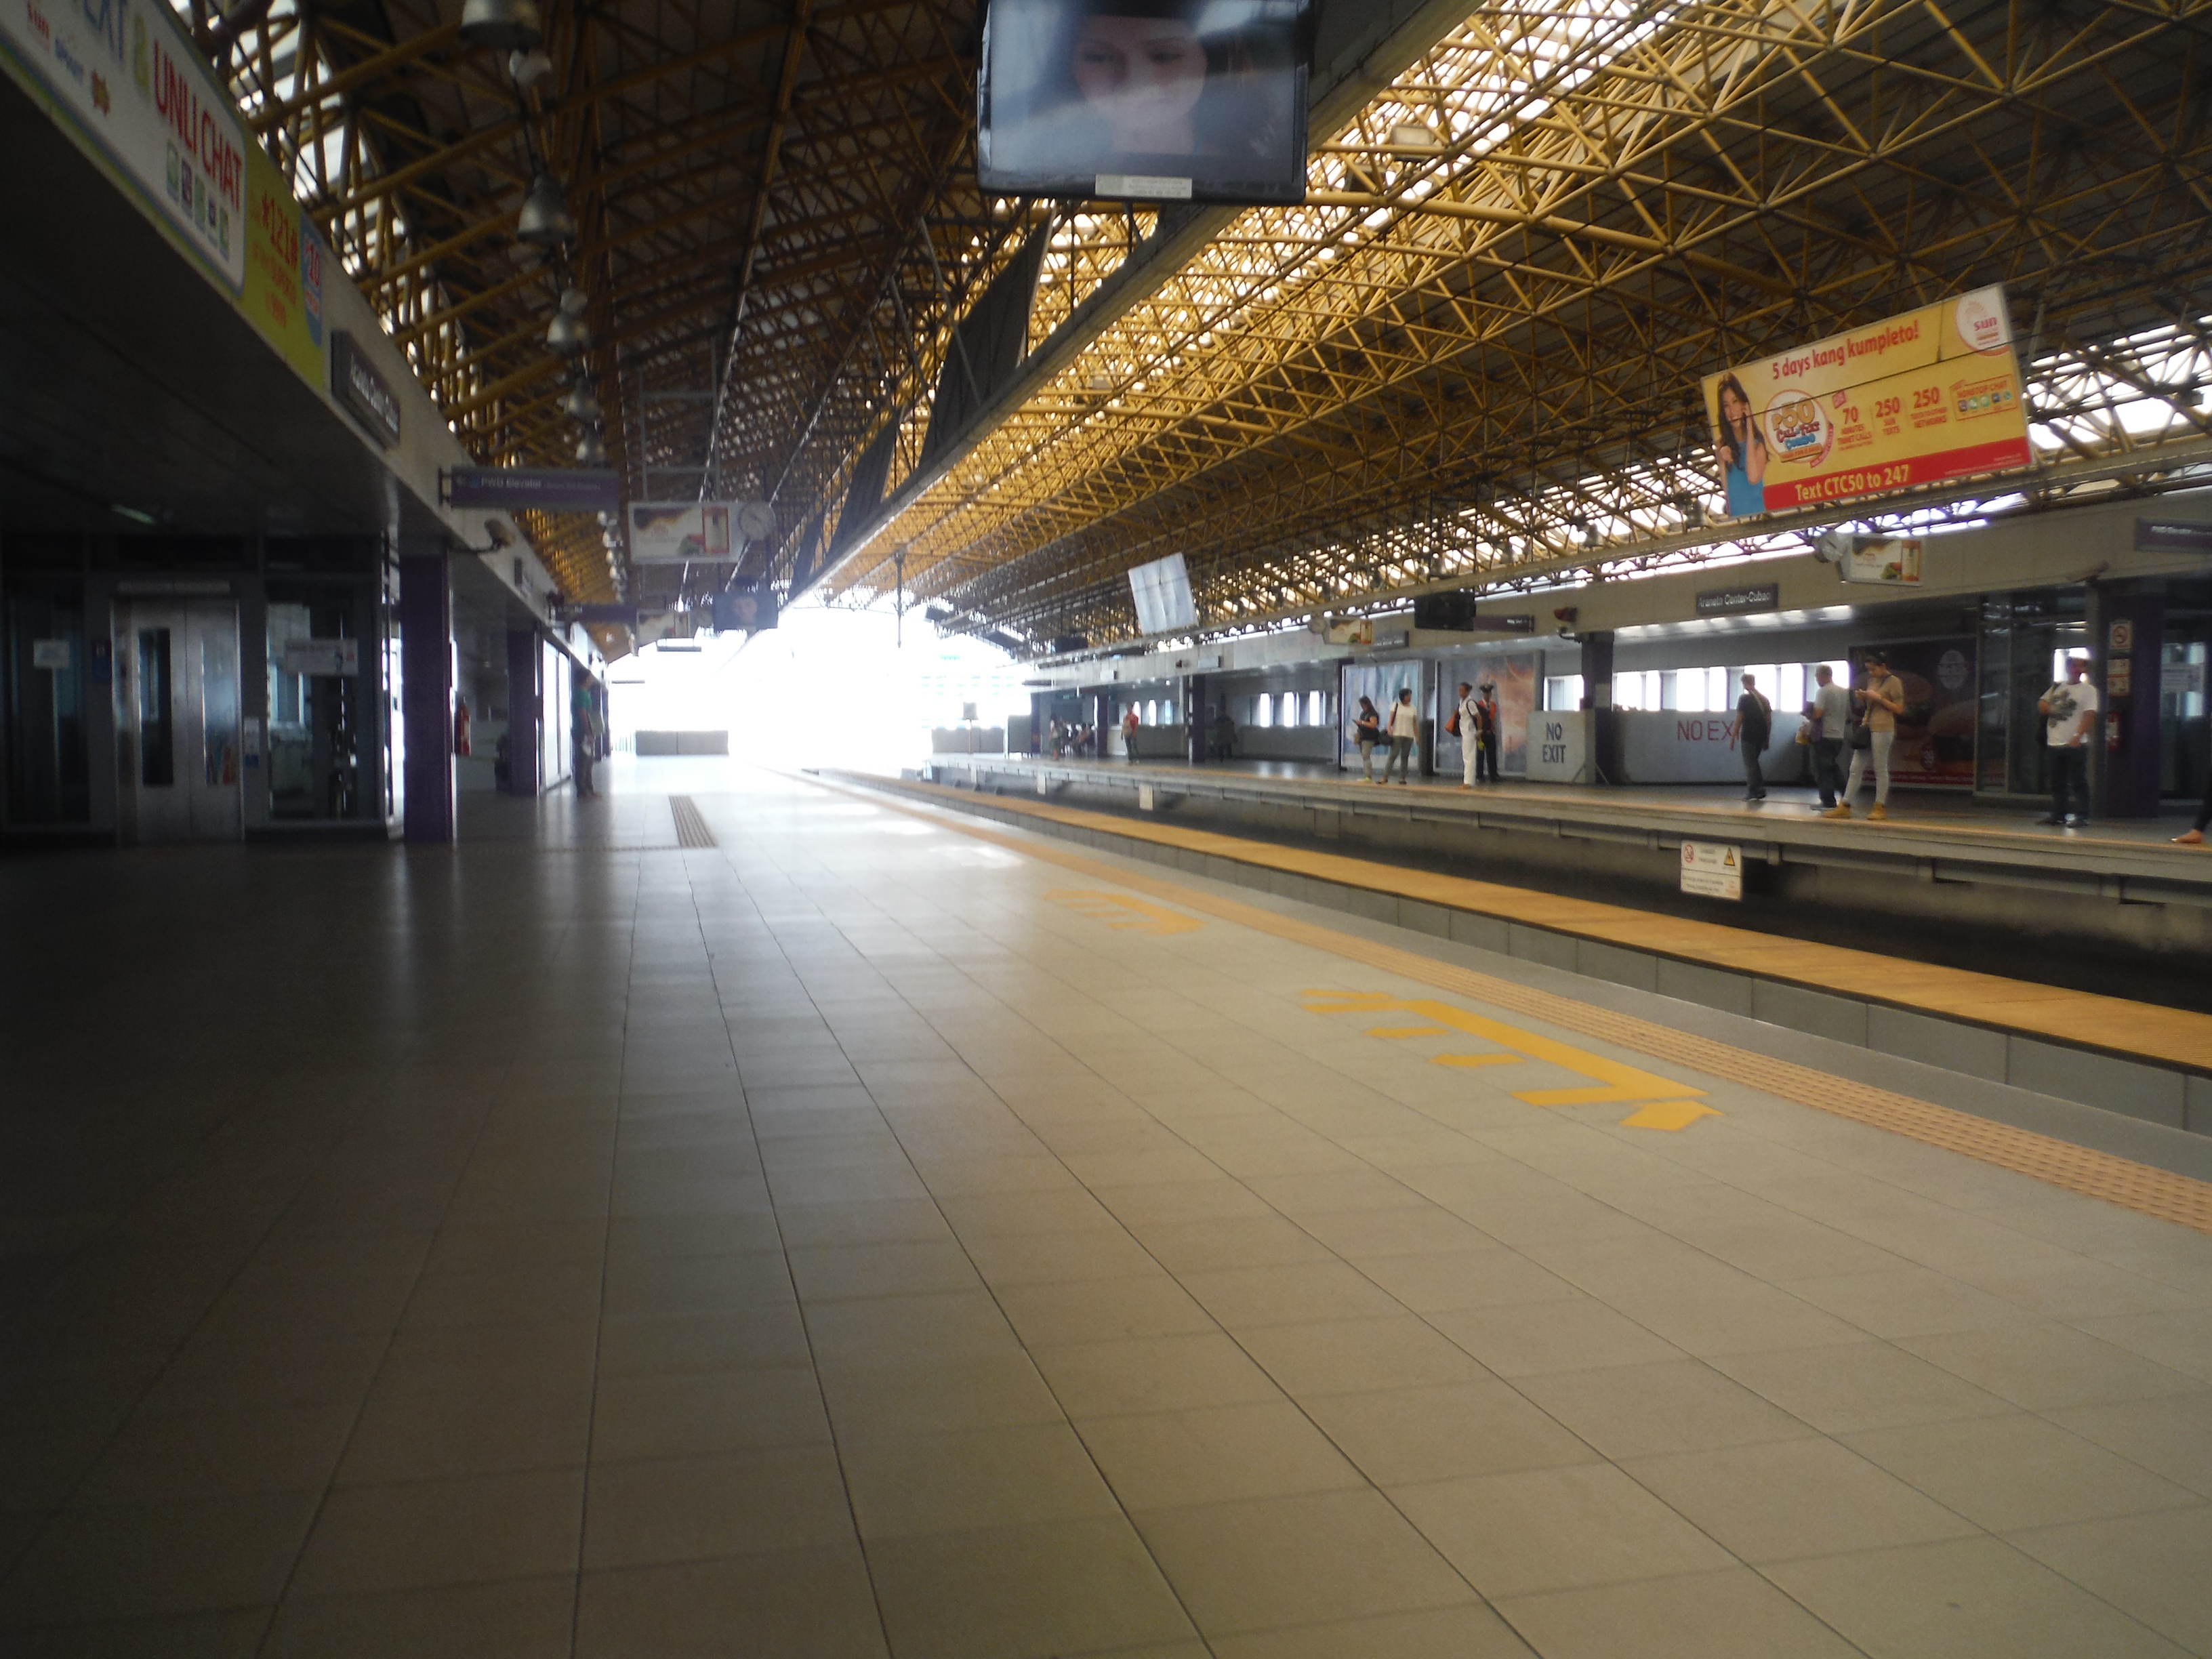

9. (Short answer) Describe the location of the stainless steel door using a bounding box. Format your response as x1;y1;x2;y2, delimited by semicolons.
118;602;243;841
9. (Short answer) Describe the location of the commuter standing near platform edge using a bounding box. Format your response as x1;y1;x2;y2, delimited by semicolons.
1384;687;1420;783
1826;651;1905;821
1353;697;1383;782
1728;671;1773;802
2039;656;2099;827
1807;664;1849;812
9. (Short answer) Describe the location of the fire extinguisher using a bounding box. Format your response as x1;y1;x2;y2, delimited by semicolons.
454;697;473;758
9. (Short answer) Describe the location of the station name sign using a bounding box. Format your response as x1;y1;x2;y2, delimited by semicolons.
331;333;401;447
1695;582;1780;617
1703;285;2031;519
2135;518;2212;552
444;467;621;512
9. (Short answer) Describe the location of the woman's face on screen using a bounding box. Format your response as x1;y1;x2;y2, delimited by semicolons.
1073;16;1207;148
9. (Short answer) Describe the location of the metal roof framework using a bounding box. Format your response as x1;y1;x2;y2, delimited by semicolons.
826;0;2212;651
188;0;1031;623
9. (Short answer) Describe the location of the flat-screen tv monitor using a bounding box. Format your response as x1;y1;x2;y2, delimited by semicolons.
978;0;1312;204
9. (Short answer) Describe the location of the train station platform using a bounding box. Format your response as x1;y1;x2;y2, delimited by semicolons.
4;758;2210;1656
918;754;2212;1005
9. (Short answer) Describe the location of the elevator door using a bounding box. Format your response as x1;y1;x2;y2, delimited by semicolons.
120;602;243;842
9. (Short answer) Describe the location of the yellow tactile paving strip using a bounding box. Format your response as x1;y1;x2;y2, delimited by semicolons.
881;775;2212;1076
811;773;2212;1236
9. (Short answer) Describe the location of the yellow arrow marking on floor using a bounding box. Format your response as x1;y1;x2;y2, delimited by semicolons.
1621;1101;1723;1131
1366;1025;1452;1039
1303;989;1716;1128
1044;889;1204;935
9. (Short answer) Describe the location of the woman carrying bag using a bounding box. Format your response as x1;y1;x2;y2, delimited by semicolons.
1351;697;1383;783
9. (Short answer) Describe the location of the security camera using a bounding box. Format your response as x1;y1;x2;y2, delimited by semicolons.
485;518;513;549
1811;531;1851;565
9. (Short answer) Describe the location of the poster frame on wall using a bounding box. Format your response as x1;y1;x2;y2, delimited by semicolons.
1846;636;1979;790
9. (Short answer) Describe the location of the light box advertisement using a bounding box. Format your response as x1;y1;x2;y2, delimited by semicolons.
977;0;1311;203
1;0;247;292
629;503;735;565
1704;285;2032;519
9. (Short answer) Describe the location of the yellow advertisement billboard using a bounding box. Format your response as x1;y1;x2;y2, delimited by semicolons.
243;144;326;386
1703;285;2032;518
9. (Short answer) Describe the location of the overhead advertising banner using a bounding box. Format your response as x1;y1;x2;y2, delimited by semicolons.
244;143;325;385
1128;552;1195;633
1;0;247;292
628;502;735;565
1704;285;2031;519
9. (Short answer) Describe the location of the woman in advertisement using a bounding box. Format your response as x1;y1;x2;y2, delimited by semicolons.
1713;372;1769;517
986;0;1296;182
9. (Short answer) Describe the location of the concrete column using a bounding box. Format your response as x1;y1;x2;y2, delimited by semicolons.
1029;692;1048;754
1578;630;1617;785
1185;674;1208;763
1092;689;1111;759
505;629;541;796
398;549;455;843
2089;580;2165;818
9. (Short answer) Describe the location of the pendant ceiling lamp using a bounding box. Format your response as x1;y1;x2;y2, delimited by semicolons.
508;47;554;91
576;433;608;465
458;0;541;52
562;384;602;422
515;173;575;246
547;310;591;355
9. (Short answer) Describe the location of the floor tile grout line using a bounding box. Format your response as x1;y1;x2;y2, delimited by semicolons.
567;851;645;1659
786;769;2212;1645
689;818;907;1659
718;795;1233;1657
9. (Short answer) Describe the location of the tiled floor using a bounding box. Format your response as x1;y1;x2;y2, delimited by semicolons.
3;761;2210;1657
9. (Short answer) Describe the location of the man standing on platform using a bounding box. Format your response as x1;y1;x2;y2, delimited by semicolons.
1473;682;1501;783
1729;671;1773;802
1455;681;1480;788
1384;687;1420;783
1122;704;1141;762
2038;656;2099;827
1807;663;1849;811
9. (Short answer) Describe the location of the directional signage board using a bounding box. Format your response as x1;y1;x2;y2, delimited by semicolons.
1680;840;1743;900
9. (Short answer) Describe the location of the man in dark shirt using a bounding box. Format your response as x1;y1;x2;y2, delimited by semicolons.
1729;671;1773;802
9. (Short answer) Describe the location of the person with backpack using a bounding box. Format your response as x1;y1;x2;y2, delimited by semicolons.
1728;670;1773;802
1351;696;1383;781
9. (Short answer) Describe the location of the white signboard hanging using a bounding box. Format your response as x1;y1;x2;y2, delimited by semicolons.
1680;840;1744;900
1842;535;1923;586
1;0;248;292
628;502;737;564
281;637;360;677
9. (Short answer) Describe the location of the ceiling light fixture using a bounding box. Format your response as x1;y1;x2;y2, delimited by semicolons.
514;173;575;246
458;0;541;52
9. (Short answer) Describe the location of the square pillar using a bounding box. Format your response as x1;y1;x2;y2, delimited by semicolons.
1184;674;1208;763
1092;689;1111;759
2089;581;2165;818
1578;630;1618;786
398;550;454;843
505;629;541;795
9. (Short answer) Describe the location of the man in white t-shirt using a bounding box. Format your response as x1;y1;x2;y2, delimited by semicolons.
2037;657;2099;827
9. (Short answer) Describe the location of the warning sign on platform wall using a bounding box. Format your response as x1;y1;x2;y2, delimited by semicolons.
1680;840;1743;901
1704;285;2032;519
